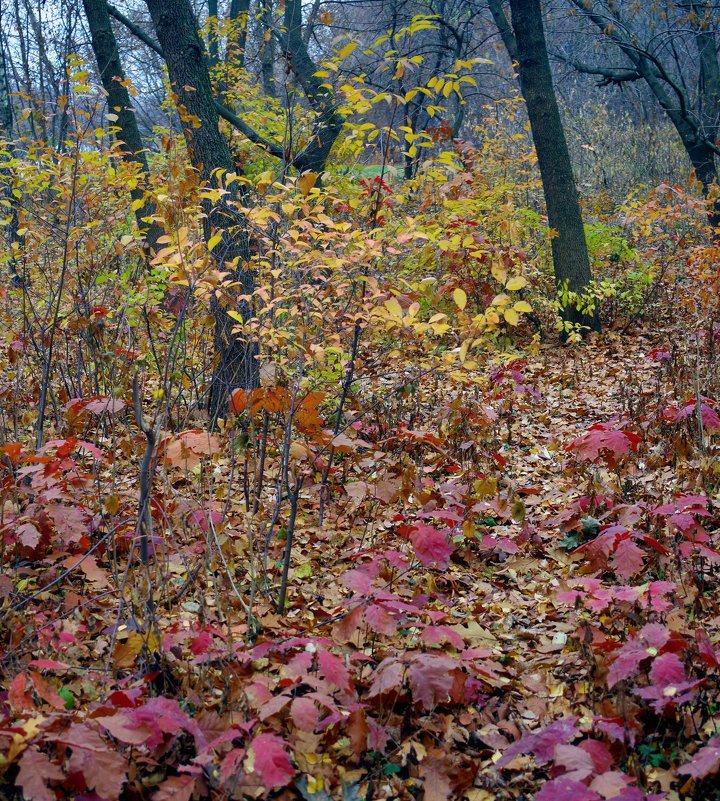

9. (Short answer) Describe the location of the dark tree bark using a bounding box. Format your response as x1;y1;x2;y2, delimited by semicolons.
279;0;344;173
145;0;258;416
0;11;24;286
82;0;163;255
108;1;340;175
259;0;277;99
499;0;599;332
229;0;251;70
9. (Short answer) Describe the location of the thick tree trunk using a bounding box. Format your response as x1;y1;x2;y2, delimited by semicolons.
507;0;599;333
145;0;258;417
82;0;163;254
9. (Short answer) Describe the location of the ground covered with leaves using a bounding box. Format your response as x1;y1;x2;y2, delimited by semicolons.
2;298;720;801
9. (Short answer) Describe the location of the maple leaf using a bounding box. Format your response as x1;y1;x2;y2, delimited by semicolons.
317;649;351;692
419;752;453;801
534;776;601;801
17;521;41;549
367;657;404;700
409;523;454;569
611;537;645;580
16;747;64;801
498;717;579;767
46;502;88;544
678;737;720;779
553;743;595;781
247;732;295;789
290;696;319;732
634;652;701;712
568;424;641;466
607;624;671;688
407;654;457;710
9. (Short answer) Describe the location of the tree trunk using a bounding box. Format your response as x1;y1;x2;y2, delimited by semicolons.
691;2;720;227
145;0;258;417
0;11;24;286
281;0;343;174
259;0;277;98
507;0;599;333
229;0;251;70
82;0;163;255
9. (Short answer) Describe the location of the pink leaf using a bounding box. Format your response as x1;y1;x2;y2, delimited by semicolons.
535;776;601;801
367;657;404;699
248;732;295;789
607;640;651;688
18;522;42;549
678;737;720;779
612;538;645;580
317;649;351;691
16;748;64;801
553;743;595;780
409;523;454;569
634;652;701;712
290;696;319;732
153;775;196;801
498;717;579;767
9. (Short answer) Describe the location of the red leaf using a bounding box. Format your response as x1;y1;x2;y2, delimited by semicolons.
248;732;295;789
409;523;454;569
9;672;33;710
29;671;65;709
568;424;641;466
407;654;456;710
16;747;64;801
28;659;70;671
65;728;127;801
678;737;720;779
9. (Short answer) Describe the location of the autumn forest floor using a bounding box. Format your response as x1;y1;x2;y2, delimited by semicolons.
2;294;720;801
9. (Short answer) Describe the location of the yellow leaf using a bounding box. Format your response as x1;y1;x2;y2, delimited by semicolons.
298;171;319;196
514;300;532;313
506;276;528;291
338;41;358;60
453;287;467;310
384;297;403;318
207;233;222;251
504;308;520;326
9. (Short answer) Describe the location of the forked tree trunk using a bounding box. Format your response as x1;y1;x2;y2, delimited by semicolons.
145;0;258;417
